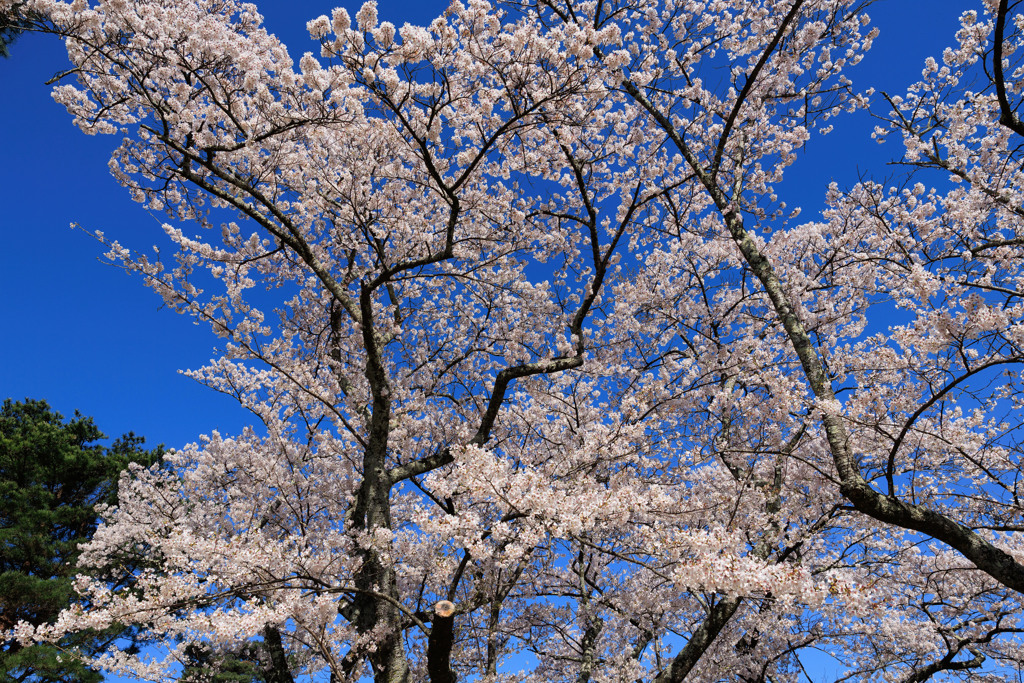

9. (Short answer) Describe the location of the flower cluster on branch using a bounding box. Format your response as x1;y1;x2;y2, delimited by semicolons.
5;0;1024;680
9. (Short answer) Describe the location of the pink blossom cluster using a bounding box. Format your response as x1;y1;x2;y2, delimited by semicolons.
4;0;1024;680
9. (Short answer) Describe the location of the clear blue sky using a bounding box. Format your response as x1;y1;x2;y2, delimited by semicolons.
0;0;967;454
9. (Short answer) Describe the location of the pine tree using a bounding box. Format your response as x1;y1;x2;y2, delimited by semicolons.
0;2;28;57
0;399;162;683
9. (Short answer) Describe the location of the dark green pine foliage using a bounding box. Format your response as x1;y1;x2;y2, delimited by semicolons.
0;2;29;57
180;642;267;683
178;625;300;683
0;399;162;683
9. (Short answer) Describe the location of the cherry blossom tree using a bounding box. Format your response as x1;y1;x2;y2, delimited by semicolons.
4;0;1024;680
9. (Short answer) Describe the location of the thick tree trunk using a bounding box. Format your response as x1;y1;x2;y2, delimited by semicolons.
347;284;411;683
349;458;410;683
426;600;456;683
261;626;296;683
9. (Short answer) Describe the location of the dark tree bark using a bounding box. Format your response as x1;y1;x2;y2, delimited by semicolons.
261;626;296;683
652;596;741;683
426;601;456;683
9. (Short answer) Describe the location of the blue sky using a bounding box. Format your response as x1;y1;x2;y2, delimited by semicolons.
0;0;967;451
